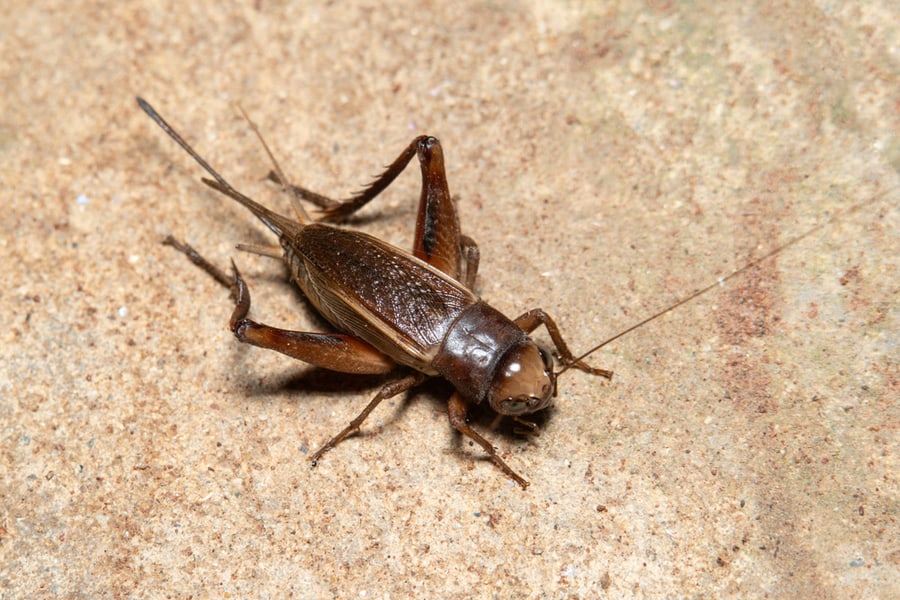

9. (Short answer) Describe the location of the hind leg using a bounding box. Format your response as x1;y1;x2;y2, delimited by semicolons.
164;236;396;375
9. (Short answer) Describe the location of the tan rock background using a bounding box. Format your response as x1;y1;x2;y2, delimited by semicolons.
2;0;898;597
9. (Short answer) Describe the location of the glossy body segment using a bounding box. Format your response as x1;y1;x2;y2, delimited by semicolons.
433;302;527;402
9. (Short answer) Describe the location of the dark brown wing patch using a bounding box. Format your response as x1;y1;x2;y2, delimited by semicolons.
290;225;476;363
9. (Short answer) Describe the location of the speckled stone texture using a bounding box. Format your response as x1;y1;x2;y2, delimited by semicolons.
2;1;898;597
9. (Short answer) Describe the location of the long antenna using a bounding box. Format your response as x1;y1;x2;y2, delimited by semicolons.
558;186;896;376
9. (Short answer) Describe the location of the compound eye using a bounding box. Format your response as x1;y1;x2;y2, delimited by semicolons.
538;346;553;372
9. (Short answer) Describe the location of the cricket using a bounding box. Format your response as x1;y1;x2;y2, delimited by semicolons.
137;97;893;489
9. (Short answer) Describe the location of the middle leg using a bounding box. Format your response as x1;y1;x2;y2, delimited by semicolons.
310;371;427;464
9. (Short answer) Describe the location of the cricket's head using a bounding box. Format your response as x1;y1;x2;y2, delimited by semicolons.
487;339;557;416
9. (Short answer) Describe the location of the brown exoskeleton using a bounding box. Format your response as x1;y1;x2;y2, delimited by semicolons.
138;97;612;488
